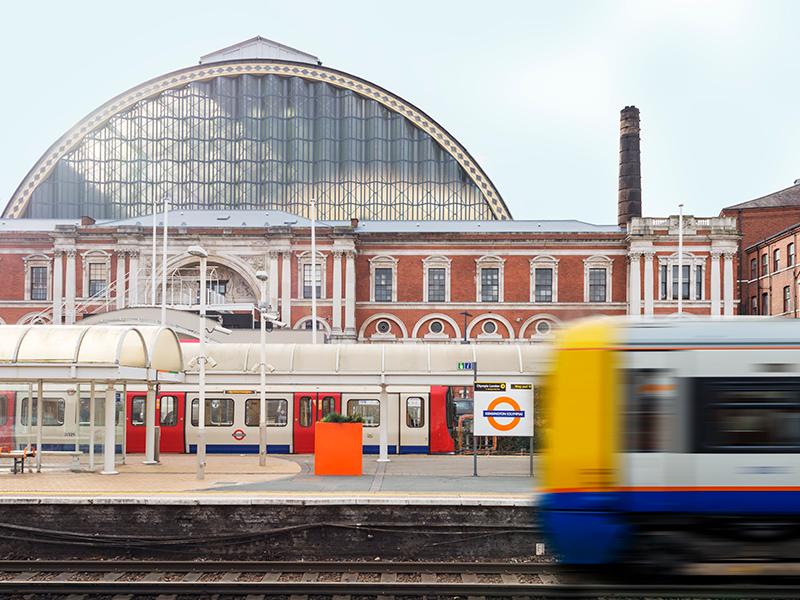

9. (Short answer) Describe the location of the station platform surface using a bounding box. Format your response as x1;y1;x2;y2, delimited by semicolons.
0;453;537;506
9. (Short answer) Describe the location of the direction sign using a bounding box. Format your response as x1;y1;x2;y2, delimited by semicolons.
473;381;533;437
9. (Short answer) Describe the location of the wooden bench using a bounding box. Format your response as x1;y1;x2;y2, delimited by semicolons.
0;447;36;474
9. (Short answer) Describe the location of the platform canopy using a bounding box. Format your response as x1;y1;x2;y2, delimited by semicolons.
181;342;549;387
0;324;183;382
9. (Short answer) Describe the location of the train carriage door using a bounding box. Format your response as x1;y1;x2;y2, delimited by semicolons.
125;392;146;453
399;393;429;453
158;392;185;453
0;392;13;449
293;393;317;453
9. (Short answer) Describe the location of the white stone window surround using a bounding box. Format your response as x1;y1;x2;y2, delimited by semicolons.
296;250;327;300
369;255;399;303
422;255;451;303
518;313;562;340
358;313;408;341
410;313;461;341
293;315;332;334
80;249;112;300
657;252;706;301
530;255;559;303
583;255;613;303
23;253;52;302
475;255;505;303
465;313;515;342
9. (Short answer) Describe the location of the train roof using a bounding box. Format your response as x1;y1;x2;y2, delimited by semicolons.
620;317;800;348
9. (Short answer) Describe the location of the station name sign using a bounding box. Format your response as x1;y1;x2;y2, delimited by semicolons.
473;382;534;437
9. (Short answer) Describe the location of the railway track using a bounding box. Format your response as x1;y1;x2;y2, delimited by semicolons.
1;559;799;598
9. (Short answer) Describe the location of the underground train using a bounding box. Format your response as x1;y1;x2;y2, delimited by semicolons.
1;342;544;455
541;317;800;565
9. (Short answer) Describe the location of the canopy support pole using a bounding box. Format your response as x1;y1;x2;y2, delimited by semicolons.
144;382;158;464
35;380;43;472
377;382;390;463
89;382;96;471
25;383;32;452
101;382;118;475
74;383;80;455
121;382;127;464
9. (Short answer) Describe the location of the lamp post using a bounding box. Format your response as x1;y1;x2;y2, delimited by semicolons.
255;270;269;467
161;195;170;326
188;245;208;480
310;198;318;344
678;204;684;315
459;311;472;344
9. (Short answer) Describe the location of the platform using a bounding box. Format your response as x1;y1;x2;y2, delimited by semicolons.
0;453;538;506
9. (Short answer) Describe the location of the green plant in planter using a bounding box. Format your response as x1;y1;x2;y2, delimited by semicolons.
321;412;363;423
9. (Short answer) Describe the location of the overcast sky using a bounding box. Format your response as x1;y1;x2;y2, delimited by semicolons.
1;0;798;223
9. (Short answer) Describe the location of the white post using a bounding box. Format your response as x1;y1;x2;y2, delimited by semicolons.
52;250;63;324
161;195;169;325
116;250;126;309
25;383;32;452
197;254;207;480
643;252;654;315
268;251;279;314
35;380;43;472
723;251;734;316
332;251;342;334
101;383;118;475
75;383;80;454
151;203;157;306
259;275;268;467
377;382;390;462
677;205;684;315
121;383;127;465
144;382;157;464
89;381;95;471
311;199;318;344
710;251;721;316
628;252;641;316
344;251;356;337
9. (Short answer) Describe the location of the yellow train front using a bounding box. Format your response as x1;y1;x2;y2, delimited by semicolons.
540;317;800;565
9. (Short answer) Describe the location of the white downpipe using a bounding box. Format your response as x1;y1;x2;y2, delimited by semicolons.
161;195;169;325
311;198;317;344
101;383;118;475
678;204;684;315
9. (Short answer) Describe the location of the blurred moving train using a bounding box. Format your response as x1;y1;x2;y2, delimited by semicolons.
542;318;800;565
0;342;544;455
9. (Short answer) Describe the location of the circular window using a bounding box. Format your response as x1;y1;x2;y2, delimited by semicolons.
376;319;392;334
535;320;552;335
481;320;498;335
429;320;444;334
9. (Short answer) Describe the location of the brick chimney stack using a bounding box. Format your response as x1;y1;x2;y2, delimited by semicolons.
618;106;642;228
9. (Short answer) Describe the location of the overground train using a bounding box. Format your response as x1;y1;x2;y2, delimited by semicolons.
0;342;544;455
542;317;800;566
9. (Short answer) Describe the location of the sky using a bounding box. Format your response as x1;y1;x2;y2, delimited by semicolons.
0;0;798;224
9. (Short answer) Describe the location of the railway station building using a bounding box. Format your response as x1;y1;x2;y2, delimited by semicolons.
0;37;741;341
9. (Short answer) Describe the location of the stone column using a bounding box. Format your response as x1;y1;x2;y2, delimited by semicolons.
115;250;126;310
128;250;139;306
710;251;721;316
643;251;655;315
65;249;77;324
628;252;641;315
281;251;291;325
268;251;279;312
723;251;735;315
344;250;356;337
51;250;63;324
332;250;343;334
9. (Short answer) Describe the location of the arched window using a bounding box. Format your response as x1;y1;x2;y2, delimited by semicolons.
583;255;613;303
369;256;398;303
475;255;504;303
530;255;559;303
422;256;451;303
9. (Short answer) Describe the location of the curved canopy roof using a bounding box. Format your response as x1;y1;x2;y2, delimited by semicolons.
6;60;509;222
0;325;183;373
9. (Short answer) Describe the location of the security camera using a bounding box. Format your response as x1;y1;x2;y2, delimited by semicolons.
212;325;232;335
269;319;288;329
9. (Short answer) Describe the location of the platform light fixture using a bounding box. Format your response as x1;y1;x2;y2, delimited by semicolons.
188;245;209;480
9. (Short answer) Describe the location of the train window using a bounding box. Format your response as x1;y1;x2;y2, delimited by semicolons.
21;398;65;426
299;396;313;427
78;397;110;426
696;380;800;451
0;395;7;426
626;372;674;452
348;399;379;427
406;397;425;428
190;398;234;427
131;397;145;426
320;396;336;419
160;396;177;426
244;399;288;427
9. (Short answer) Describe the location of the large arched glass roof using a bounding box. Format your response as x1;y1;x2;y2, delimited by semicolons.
6;61;509;221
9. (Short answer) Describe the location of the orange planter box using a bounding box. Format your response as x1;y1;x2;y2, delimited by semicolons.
314;422;363;476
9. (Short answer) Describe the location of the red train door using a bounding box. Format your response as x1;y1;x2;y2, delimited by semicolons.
126;391;186;453
292;392;341;453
